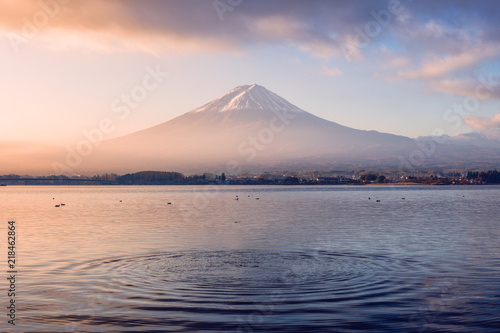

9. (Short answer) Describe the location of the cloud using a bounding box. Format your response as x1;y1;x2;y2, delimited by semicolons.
0;1;459;56
388;56;411;68
0;0;358;54
392;46;499;80
428;79;476;97
319;65;343;77
428;77;500;99
1;0;500;81
465;113;500;131
0;0;243;54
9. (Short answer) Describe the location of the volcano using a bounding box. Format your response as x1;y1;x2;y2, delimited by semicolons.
4;84;499;175
85;84;416;172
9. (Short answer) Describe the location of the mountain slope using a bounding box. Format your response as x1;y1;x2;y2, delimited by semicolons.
85;84;416;172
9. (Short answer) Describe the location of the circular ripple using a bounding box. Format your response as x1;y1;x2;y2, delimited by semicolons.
77;249;422;300
51;249;434;332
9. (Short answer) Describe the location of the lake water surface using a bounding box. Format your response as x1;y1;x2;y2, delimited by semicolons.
1;185;500;332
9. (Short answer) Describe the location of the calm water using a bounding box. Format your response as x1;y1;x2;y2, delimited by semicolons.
1;185;500;332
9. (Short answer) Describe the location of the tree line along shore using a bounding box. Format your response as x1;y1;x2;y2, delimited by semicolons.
0;170;499;185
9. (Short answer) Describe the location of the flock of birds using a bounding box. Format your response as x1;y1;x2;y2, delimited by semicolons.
53;197;174;208
234;195;259;201
53;193;468;209
234;194;260;223
53;198;65;207
52;194;412;208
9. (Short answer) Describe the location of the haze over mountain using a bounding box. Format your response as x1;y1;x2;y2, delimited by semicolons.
419;132;500;149
1;84;499;175
83;84;415;172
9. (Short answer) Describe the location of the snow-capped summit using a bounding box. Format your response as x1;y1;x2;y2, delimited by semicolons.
192;84;304;114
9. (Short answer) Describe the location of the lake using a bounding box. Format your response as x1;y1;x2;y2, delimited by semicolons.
1;185;500;332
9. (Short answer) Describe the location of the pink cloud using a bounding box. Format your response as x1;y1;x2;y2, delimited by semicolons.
319;65;343;77
395;47;498;80
427;77;500;100
465;113;500;132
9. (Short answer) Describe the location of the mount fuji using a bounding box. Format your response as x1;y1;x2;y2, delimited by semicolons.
66;83;500;173
3;84;499;174
86;84;418;172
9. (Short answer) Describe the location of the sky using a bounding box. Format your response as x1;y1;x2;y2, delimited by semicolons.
1;0;500;146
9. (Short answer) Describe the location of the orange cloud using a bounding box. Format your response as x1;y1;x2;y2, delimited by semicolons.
0;0;239;54
0;1;349;58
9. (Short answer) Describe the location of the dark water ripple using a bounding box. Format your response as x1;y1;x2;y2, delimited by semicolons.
21;249;500;332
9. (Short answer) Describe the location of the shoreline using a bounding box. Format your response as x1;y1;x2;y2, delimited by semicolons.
1;183;498;186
